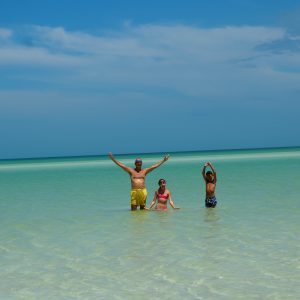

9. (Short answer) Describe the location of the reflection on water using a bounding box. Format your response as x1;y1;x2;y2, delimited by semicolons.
204;207;220;223
201;207;224;247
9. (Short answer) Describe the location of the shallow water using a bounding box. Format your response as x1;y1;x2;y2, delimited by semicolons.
0;148;299;299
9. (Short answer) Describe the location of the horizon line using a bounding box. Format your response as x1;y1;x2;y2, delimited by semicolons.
1;145;299;162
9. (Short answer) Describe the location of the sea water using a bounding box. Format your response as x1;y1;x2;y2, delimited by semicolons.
0;148;299;300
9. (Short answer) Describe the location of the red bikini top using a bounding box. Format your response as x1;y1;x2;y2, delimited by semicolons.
157;192;169;199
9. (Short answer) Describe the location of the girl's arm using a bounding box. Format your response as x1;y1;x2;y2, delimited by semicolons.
147;192;158;210
169;191;180;209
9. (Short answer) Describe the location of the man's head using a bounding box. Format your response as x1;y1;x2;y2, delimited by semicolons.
135;158;142;169
206;171;214;182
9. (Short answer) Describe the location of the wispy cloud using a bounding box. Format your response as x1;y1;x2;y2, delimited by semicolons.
0;28;12;39
0;24;299;98
255;33;300;54
0;24;287;63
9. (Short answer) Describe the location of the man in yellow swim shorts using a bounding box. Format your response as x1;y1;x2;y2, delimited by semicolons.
130;187;148;207
108;153;170;210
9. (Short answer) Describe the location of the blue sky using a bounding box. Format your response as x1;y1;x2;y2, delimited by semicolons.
1;1;300;159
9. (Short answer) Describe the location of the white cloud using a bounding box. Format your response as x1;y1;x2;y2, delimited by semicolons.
0;24;287;63
0;24;299;98
0;28;12;39
0;46;85;65
26;25;164;57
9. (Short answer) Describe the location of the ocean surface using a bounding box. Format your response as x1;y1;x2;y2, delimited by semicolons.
0;148;299;300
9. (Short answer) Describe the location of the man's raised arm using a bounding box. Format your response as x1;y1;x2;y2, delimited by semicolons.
145;154;170;174
108;152;132;174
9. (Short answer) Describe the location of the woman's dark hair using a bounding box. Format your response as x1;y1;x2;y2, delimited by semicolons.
158;178;166;185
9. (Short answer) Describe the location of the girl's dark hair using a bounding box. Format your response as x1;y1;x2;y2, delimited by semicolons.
158;178;166;185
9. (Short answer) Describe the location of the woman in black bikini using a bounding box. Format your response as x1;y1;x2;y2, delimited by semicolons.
147;179;180;210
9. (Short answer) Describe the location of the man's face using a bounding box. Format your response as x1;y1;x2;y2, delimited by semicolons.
135;161;142;168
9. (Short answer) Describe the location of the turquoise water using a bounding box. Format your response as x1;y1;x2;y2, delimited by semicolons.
0;148;299;299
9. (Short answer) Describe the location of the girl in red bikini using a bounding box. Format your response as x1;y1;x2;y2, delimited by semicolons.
147;179;180;211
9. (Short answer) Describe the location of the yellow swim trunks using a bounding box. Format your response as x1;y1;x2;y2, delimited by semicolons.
130;188;147;206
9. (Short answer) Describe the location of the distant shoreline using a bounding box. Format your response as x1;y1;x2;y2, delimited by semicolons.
1;145;299;162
